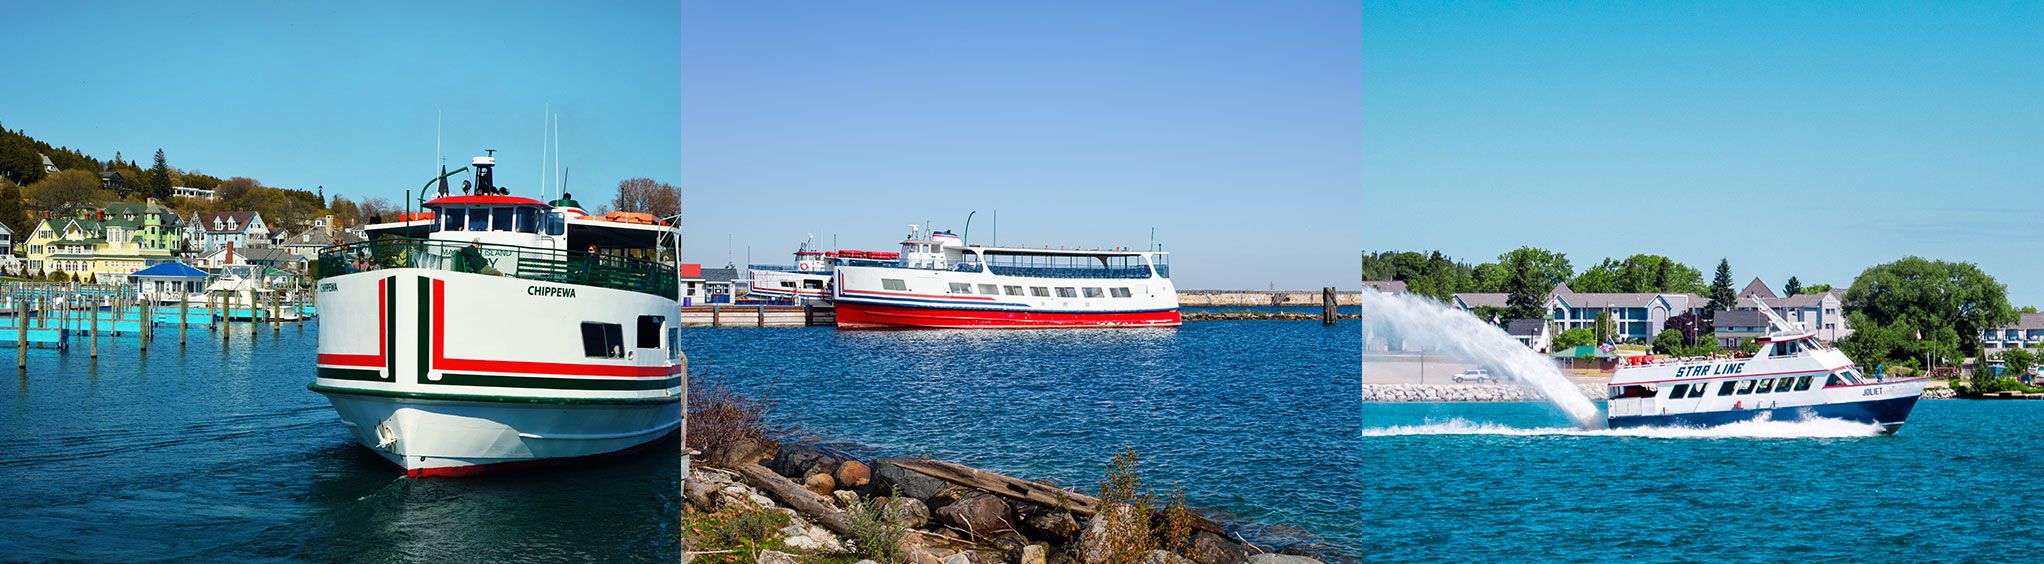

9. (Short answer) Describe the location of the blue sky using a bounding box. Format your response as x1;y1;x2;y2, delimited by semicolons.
681;1;1362;289
1365;2;2044;304
3;1;678;211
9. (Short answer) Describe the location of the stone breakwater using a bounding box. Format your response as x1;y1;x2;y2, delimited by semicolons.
1360;383;1605;402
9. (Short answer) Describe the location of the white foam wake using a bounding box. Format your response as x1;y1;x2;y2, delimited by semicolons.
1359;416;1887;439
1361;289;1602;429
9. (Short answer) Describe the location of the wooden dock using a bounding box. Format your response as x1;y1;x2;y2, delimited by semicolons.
680;304;834;327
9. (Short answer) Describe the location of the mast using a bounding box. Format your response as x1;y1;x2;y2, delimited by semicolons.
539;103;550;199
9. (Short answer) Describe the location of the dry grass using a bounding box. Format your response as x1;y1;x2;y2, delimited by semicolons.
686;373;773;462
1096;448;1156;564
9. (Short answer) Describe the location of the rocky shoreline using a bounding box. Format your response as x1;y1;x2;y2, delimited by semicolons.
685;443;1328;564
1359;383;1604;402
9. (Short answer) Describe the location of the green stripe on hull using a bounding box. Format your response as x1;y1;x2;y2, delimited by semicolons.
308;383;681;405
384;276;397;378
418;275;432;383
318;367;386;381
434;373;683;391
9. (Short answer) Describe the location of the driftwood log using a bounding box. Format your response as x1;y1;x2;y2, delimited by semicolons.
734;462;852;534
892;458;1225;534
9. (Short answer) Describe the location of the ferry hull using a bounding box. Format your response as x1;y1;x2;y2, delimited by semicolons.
315;387;680;477
1607;394;1921;434
835;301;1181;329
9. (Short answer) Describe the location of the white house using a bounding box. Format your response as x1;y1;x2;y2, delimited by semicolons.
171;186;218;201
185;211;270;254
1729;278;1853;342
1983;313;2044;351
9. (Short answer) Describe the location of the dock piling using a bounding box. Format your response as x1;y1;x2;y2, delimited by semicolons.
179;297;188;346
16;300;26;368
1322;287;1337;325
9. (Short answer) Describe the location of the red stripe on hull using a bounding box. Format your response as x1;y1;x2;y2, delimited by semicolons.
388;430;680;478
429;278;682;378
835;302;1181;329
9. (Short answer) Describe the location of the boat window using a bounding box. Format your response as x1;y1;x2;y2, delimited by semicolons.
1735;380;1756;395
1111;287;1132;298
492;208;513;232
1668;383;1689;398
803;280;823;289
441;208;466;231
1717;381;1736;396
668;327;682;360
515;207;539;233
1083;287;1105;298
1056;287;1078;298
1688;384;1707;398
580;322;624;358
1826;374;1841;387
1756;378;1776;393
882;278;907;291
1794;375;1813;391
468;207;490;231
978;284;999;295
1003;285;1023;296
1608;386;1623;400
547;212;566;235
780;281;795;288
1030;287;1050;297
636;316;664;349
949;283;972;294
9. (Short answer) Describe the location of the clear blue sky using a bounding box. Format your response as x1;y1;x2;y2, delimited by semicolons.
1364;3;2044;304
681;1;1362;289
3;1;678;211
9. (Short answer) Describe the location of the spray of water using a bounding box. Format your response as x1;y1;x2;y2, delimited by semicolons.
1361;289;1603;429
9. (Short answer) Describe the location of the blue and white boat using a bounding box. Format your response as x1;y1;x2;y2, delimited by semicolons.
1605;298;1925;433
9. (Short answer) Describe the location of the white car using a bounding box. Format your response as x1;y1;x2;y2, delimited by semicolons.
1453;369;1493;384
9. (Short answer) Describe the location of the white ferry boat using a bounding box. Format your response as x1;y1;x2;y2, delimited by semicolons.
747;239;832;304
828;226;1179;329
309;153;685;477
1606;298;1925;433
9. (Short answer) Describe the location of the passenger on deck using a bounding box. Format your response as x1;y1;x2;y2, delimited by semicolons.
456;239;494;275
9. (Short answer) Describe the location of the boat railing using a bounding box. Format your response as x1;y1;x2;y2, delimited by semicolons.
748;264;802;272
315;238;679;300
983;265;1155;279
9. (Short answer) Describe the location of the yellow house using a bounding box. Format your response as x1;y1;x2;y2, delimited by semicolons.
23;203;182;279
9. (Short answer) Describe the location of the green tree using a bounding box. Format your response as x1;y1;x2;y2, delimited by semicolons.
1475;247;1571;292
1708;258;1737;312
1553;327;1594;350
1783;276;1802;297
1837;257;2014;366
1569;259;1623;293
1571;254;1706;294
0;181;27;243
1594;310;1615;343
1800;283;1833;295
1359;250;1475;301
1998;348;2036;380
1654;329;1684;355
26;169;106;215
147;149;173;200
1503;248;1550;321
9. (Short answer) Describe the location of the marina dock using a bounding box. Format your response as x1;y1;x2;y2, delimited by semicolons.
680;304;835;327
4;282;314;366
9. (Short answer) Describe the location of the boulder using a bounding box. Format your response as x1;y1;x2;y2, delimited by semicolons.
1077;506;1138;564
935;491;1014;536
769;444;846;480
757;550;800;564
804;472;838;496
1186;532;1248;564
1143;550;1193;564
833;489;862;508
881;496;932;529
836;459;873;489
1020;543;1049;564
942;553;972;564
870;457;961;501
1015;503;1081;544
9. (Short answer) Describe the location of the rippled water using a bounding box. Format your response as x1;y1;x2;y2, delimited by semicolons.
687;319;1363;558
1359;401;2044;561
0;324;679;562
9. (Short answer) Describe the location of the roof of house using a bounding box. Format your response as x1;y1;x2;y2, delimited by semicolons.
1775;288;1845;308
701;267;742;283
679;264;703;278
1739;278;1779;300
130;262;210;278
194;211;263;234
235;246;304;263
1714;309;1771;331
1992;313;2044;331
284;228;335;246
1455;293;1508;308
1505;319;1547;336
1550;283;1706;310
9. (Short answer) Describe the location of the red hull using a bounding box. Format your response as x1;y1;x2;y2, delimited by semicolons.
383;430;679;478
834;302;1181;329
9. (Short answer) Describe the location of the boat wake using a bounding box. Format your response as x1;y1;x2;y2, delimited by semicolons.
1359;416;1887;439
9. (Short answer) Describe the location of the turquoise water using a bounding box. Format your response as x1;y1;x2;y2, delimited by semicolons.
1359;400;2044;561
0;325;679;562
687;319;1363;558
